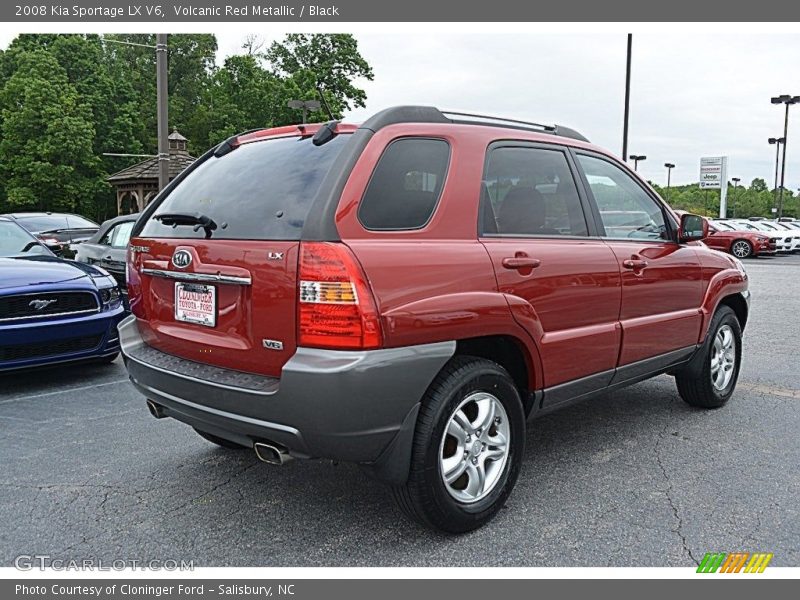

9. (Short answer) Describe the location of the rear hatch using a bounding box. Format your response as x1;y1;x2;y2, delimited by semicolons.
128;132;352;378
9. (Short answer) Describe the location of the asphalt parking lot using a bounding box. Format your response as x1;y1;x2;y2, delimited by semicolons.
1;254;799;568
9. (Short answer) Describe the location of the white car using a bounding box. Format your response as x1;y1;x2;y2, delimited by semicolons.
756;221;800;252
770;221;800;251
724;219;792;252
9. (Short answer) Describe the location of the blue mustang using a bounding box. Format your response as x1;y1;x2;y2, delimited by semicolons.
0;216;125;372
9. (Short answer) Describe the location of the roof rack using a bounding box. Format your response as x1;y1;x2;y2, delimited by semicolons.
442;110;556;133
359;106;589;143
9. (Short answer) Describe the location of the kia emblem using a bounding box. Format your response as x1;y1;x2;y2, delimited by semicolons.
172;250;192;269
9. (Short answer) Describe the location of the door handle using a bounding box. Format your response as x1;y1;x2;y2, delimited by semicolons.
622;258;648;270
502;257;542;270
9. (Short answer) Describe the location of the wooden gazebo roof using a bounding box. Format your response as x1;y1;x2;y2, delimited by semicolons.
107;129;196;185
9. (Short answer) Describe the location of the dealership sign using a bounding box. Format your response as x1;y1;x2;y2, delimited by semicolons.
699;156;727;189
699;156;730;217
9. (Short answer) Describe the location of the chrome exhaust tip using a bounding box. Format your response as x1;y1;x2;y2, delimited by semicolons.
146;399;166;419
254;442;293;465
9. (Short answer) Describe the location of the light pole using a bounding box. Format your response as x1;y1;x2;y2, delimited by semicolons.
622;33;632;161
103;36;169;194
771;95;799;218
768;136;785;212
156;34;169;192
731;177;741;218
630;154;646;172
287;99;321;124
664;162;675;201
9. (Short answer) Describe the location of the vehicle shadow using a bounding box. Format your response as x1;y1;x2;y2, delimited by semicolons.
116;375;692;565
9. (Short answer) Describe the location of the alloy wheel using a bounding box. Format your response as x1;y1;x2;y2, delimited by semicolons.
731;241;751;258
439;392;511;503
711;324;736;391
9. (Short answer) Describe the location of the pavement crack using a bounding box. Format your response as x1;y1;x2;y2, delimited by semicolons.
653;402;699;566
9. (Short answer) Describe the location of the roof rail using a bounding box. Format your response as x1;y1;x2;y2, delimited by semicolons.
442;110;555;133
359;106;589;142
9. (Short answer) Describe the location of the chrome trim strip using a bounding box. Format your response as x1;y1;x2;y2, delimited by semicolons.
130;377;298;435
141;268;252;286
0;308;101;323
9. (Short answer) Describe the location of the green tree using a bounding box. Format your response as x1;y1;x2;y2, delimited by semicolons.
0;50;102;214
264;33;374;120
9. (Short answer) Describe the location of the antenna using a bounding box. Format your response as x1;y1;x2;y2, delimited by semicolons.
316;84;336;120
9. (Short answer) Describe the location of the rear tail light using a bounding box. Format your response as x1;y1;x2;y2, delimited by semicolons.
298;242;382;350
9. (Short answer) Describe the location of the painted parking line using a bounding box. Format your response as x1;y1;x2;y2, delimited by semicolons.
737;381;800;399
0;378;131;404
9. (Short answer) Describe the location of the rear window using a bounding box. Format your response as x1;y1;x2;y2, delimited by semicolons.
14;215;68;233
358;138;450;230
139;134;351;240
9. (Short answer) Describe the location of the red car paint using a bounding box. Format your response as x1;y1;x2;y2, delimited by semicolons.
127;119;748;393
703;222;776;257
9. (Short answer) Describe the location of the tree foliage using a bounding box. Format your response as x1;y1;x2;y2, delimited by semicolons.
0;33;373;219
654;178;798;219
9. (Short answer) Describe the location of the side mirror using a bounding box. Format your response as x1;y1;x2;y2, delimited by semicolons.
679;213;708;242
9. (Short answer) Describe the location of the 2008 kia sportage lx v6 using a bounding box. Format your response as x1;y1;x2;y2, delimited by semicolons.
119;106;749;533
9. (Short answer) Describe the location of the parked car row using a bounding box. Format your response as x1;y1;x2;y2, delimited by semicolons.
705;217;800;258
0;212;99;258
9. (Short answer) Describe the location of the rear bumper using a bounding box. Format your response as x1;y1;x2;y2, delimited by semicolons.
119;315;454;475
0;307;124;372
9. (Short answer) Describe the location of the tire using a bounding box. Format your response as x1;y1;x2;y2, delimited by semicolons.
193;428;249;450
730;239;752;259
391;356;525;533
675;306;742;409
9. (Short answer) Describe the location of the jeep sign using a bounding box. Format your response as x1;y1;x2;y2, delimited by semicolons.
699;156;726;189
699;156;729;217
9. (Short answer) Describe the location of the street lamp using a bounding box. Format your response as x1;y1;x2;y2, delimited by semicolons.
768;136;785;212
630;154;646;171
287;99;322;124
664;162;675;201
731;177;741;218
771;94;800;218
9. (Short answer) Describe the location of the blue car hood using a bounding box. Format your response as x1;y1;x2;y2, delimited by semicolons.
0;256;99;290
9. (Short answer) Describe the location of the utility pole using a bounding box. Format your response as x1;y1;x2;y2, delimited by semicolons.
156;34;169;192
622;34;632;161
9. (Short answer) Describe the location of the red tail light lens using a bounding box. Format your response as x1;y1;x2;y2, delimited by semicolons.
298;242;382;349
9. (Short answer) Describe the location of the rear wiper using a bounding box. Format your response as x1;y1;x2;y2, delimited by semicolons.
154;212;218;238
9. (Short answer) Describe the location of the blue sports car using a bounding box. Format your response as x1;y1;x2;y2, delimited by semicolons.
0;216;125;372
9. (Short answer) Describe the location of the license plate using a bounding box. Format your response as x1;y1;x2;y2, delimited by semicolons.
174;282;216;327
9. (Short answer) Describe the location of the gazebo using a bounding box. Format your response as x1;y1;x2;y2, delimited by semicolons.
107;129;196;215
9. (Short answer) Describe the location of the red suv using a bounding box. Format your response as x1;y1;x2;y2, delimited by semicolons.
120;107;749;532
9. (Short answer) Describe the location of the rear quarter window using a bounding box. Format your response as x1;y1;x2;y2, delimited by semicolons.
358;138;450;231
139;134;351;241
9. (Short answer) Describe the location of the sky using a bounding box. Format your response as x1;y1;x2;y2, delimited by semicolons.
2;30;798;191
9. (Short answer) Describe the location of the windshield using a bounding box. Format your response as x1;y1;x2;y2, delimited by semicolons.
0;221;52;258
66;215;99;229
140;134;352;241
731;221;759;231
714;222;735;231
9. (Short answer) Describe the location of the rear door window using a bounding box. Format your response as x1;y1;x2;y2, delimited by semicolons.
139;134;351;240
358;138;450;230
481;146;589;237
